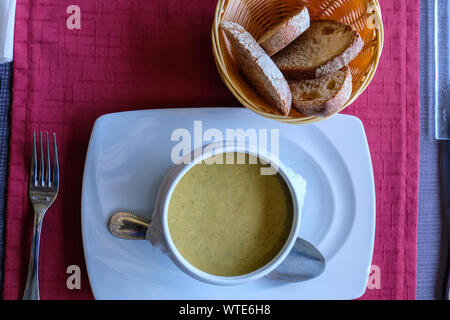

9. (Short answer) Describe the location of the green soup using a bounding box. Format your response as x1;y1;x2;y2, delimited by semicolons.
167;153;293;276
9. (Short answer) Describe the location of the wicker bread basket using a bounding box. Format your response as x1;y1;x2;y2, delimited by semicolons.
212;0;384;124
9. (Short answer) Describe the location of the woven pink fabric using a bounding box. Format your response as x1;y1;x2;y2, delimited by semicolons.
3;0;419;299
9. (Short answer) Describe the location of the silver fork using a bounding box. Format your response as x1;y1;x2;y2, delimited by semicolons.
23;131;59;300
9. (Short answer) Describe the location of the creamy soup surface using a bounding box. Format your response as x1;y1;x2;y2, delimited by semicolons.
167;153;293;276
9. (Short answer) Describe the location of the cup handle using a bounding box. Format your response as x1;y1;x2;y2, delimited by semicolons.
108;211;151;240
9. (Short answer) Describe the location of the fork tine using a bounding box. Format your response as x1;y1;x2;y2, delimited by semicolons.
25;132;60;300
39;132;44;186
30;131;37;186
52;133;59;188
46;132;51;186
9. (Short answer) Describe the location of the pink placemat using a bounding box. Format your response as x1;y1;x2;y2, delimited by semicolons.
2;0;419;300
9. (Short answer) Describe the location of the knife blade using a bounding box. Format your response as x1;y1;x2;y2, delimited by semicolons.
0;0;16;63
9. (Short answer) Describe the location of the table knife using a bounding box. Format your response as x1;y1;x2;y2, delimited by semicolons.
434;0;450;300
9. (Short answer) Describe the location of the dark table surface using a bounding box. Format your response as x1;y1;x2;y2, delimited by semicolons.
0;61;12;300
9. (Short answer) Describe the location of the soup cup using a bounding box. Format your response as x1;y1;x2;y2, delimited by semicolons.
146;140;306;285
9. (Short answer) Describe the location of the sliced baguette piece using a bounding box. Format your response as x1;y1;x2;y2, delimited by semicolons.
257;6;310;56
289;66;352;117
273;20;363;80
220;21;291;115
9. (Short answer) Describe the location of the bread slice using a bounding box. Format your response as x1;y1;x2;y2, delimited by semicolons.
288;66;352;117
220;22;291;115
257;6;310;56
273;20;363;80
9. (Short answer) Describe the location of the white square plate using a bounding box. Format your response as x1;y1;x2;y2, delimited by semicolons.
81;108;375;299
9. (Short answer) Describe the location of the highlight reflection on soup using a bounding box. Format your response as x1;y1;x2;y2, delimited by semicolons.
167;153;293;276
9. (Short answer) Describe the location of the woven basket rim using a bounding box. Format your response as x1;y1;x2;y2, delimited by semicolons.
212;0;384;124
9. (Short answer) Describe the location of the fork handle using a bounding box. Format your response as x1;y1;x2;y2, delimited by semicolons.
23;215;43;300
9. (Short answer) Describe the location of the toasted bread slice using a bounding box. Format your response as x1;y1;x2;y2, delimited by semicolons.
289;66;352;116
273;20;363;80
220;22;291;115
257;6;310;56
